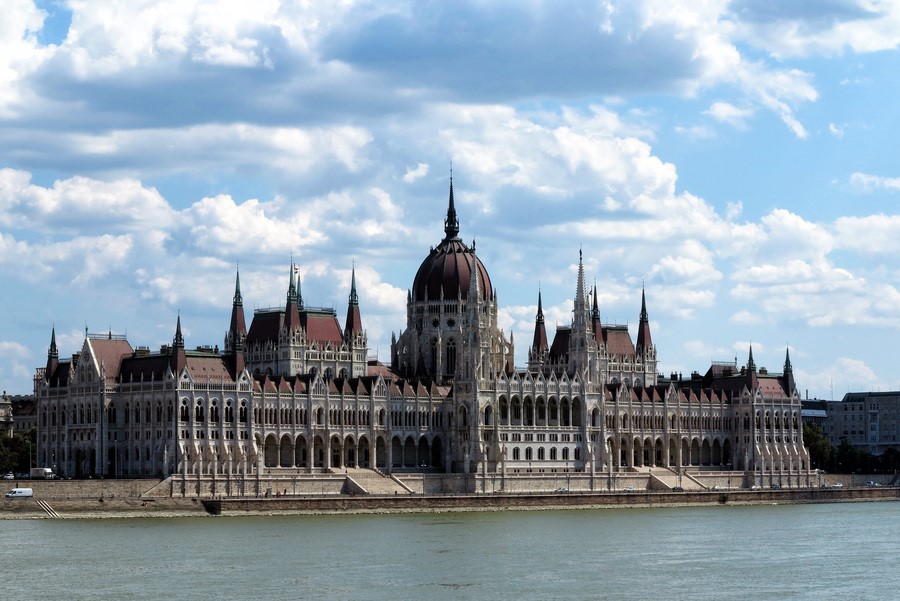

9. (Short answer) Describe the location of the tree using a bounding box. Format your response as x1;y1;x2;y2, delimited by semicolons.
803;423;832;469
0;428;35;473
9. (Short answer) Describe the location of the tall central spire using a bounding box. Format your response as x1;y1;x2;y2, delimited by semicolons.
444;171;459;240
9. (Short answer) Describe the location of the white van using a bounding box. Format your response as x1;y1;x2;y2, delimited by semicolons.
5;488;33;499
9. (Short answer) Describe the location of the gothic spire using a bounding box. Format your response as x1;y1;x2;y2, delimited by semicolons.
348;262;359;306
233;267;243;306
747;344;756;372
45;326;59;381
574;248;588;315
174;313;184;348
532;288;548;353
444;172;459;240
171;314;187;375
228;266;247;350
49;326;58;359
635;287;653;352
344;264;363;339
783;346;795;394
286;261;297;302
592;284;604;344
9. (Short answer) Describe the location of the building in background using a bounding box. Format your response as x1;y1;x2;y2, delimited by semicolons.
820;392;900;456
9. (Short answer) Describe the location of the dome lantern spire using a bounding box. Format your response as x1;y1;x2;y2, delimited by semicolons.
444;170;459;240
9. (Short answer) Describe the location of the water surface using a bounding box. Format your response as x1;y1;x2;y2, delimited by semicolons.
3;502;897;600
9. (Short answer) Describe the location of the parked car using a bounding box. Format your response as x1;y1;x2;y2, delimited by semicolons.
622;486;636;493
2;472;14;480
672;487;685;492
865;481;882;487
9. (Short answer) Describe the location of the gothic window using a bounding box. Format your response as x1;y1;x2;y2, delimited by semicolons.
446;339;456;376
195;401;205;422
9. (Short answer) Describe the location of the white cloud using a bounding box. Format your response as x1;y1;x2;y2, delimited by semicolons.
705;101;754;128
834;213;900;254
797;357;887;399
402;163;429;183
0;168;174;232
849;172;900;193
183;194;323;257
0;340;30;358
828;122;845;138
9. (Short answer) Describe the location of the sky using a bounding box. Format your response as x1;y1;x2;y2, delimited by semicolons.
2;0;900;399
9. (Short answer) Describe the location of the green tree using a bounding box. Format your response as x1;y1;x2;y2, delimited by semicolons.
0;429;36;473
803;423;832;469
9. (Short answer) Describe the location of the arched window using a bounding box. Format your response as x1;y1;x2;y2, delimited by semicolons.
195;401;204;422
513;448;520;460
446;339;456;376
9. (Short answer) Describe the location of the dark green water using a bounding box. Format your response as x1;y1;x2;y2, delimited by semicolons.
2;502;897;600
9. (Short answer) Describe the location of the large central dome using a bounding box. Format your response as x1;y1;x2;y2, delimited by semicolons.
412;179;493;302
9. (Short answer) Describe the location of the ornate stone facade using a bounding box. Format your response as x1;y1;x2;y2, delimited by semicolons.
34;180;811;488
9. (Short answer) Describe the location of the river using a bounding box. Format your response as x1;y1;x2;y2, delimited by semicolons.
2;501;897;600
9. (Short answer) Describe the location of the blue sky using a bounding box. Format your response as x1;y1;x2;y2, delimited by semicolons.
3;0;900;398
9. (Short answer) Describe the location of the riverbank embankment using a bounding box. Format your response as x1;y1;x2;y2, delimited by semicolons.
2;478;898;519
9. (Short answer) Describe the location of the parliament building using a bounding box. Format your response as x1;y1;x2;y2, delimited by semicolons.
34;181;812;493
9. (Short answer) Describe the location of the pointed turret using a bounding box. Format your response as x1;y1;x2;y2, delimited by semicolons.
783;346;795;394
574;248;588;315
635;287;652;353
45;326;59;381
284;262;301;331
591;284;603;344
170;315;187;375
227;268;247;376
344;264;363;339
531;289;548;353
745;344;758;389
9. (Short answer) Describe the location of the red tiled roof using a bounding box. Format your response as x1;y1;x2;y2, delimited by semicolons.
89;338;134;382
604;326;635;357
185;355;234;383
301;312;343;346
246;311;283;344
549;327;570;361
